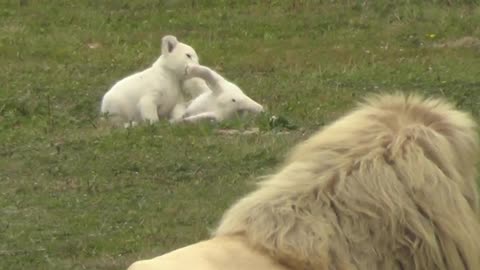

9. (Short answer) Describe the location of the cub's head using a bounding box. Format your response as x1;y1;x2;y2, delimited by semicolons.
215;81;264;118
185;63;265;118
161;35;199;78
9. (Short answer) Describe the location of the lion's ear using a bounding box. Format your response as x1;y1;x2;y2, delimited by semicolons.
161;35;178;55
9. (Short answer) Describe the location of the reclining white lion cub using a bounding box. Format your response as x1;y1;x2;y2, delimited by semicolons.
175;63;264;123
100;35;199;127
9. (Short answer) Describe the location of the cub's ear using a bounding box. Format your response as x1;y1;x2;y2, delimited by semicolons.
161;35;178;55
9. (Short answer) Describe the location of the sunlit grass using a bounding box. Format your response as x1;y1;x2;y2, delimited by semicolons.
1;1;479;269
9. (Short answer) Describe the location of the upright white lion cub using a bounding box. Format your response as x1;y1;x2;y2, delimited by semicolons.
177;63;264;123
100;35;199;127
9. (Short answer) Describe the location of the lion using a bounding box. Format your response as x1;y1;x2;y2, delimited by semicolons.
128;92;480;270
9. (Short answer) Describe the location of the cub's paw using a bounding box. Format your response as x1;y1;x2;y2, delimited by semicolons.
184;63;201;78
184;63;193;77
169;117;184;124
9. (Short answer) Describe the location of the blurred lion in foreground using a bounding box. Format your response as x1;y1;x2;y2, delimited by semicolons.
128;92;480;270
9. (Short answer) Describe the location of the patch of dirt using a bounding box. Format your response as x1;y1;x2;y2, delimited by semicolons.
216;127;260;135
215;128;296;136
87;42;102;49
432;36;480;48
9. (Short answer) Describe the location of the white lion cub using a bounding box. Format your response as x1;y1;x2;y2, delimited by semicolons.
100;35;199;127
178;63;264;123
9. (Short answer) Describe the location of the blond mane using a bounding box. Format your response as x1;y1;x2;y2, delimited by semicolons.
213;92;480;270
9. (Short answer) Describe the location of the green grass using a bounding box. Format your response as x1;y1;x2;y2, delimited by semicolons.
1;1;480;269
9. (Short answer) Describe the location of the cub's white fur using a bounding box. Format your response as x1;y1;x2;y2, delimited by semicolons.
100;35;199;127
181;77;211;100
175;64;264;123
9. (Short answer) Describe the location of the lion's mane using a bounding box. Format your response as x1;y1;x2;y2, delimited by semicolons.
214;93;480;270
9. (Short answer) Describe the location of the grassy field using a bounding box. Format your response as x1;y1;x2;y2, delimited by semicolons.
1;1;480;269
